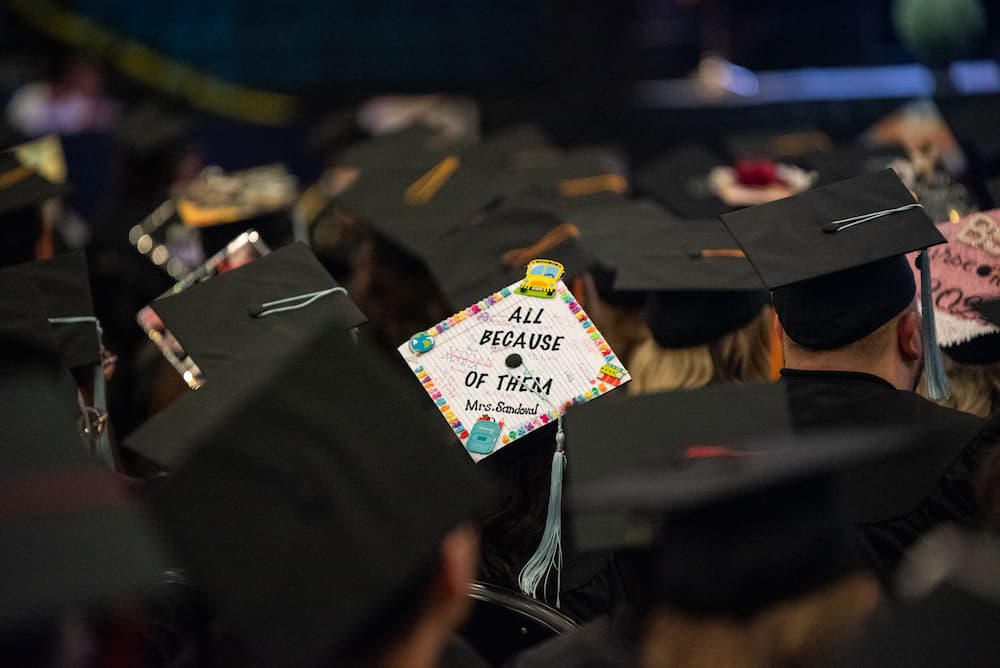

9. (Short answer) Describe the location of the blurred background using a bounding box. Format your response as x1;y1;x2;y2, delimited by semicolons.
3;0;1000;174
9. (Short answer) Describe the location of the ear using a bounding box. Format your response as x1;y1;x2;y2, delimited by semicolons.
897;310;922;361
437;525;480;598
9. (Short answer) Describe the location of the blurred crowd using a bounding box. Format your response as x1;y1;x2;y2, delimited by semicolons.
1;41;999;668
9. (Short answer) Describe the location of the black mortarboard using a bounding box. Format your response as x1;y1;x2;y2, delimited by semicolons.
131;322;494;666
4;252;100;370
721;169;949;395
0;277;167;629
0;150;69;216
421;197;596;309
335;159;501;258
146;242;365;385
566;383;792;554
565;197;676;308
491;148;628;203
611;219;769;348
1;254;115;467
634;144;732;219
567;385;933;616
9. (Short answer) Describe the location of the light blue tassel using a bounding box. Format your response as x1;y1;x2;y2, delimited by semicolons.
518;423;566;607
49;316;115;469
919;250;951;401
90;356;115;469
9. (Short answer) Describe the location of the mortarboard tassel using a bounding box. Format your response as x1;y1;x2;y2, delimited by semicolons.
49;316;115;469
518;418;566;607
918;250;951;400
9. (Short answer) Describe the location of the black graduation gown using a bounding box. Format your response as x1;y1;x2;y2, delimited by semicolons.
779;369;998;580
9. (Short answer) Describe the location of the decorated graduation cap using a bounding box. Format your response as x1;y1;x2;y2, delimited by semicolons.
721;168;951;398
132;321;493;666
174;164;298;257
912;211;1000;365
0;280;167;629
612;219;769;348
398;256;631;602
635;144;814;219
1;253;113;467
142;242;364;389
567;387;931;616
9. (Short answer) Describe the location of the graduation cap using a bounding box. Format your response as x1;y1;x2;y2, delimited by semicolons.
420;198;596;309
143;242;365;388
4;252;100;370
0;149;69;217
566;197;678;309
611;219;769;348
492;148;629;203
0;278;167;630
566;384;934;616
634;144;731;219
335;158;501;259
721;168;951;398
463;123;558;169
566;383;792;554
131;321;493;666
174;164;298;257
914;211;1000;365
397;257;631;602
636;144;813;218
1;253;114;467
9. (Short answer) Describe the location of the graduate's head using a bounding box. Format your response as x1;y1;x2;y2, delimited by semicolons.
629;302;772;395
775;258;925;391
608;219;773;394
722;169;948;393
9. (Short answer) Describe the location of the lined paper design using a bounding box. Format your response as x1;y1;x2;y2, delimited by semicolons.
398;280;631;461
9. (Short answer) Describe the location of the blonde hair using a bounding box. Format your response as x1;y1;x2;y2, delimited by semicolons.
639;574;881;668
629;307;773;395
919;357;1000;418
